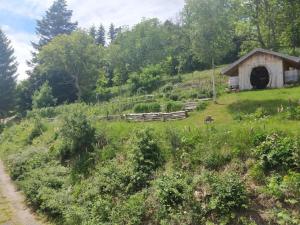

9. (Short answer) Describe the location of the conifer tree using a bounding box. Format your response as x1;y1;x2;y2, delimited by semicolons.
32;0;78;51
96;24;106;46
89;25;97;40
108;23;118;43
0;29;17;116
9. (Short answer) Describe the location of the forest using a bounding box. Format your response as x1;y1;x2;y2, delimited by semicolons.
1;0;300;115
0;0;300;225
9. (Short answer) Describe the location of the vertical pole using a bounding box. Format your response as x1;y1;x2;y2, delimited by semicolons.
212;57;217;103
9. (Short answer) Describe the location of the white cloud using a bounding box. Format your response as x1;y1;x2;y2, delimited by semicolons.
0;0;52;19
68;0;184;28
1;0;185;80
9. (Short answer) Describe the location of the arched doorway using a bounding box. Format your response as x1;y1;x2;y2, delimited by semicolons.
250;66;270;89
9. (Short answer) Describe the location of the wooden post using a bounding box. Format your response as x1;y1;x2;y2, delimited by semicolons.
212;57;217;103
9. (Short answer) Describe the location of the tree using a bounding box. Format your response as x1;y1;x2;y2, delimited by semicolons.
108;23;118;43
89;25;97;40
182;0;235;101
0;29;18;116
32;0;78;51
183;0;235;65
32;81;57;109
280;0;300;54
96;24;106;46
129;64;163;94
107;19;171;85
36;31;105;101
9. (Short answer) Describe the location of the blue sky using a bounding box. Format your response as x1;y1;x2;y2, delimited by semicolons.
0;0;185;80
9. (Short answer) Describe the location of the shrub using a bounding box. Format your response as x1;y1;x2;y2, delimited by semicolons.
201;150;232;170
19;163;69;218
210;173;248;214
95;87;113;102
111;192;147;225
161;83;173;93
285;105;300;120
165;101;183;112
130;129;163;191
27;107;57;118
32;81;57;109
169;93;180;101
60;111;96;159
133;102;161;113
196;101;209;111
27;118;45;144
87;161;132;196
7;147;51;181
266;172;300;202
255;133;299;172
196;172;248;217
253;107;268;119
129;64;163;94
59;110;97;177
0;123;4;133
156;173;188;211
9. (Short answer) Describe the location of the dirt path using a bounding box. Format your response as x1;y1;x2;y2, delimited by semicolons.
0;160;42;225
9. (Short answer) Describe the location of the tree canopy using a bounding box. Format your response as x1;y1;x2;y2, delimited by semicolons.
36;31;105;101
10;0;300;111
32;0;78;51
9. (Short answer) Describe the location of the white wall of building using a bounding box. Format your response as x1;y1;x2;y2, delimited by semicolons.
238;53;284;90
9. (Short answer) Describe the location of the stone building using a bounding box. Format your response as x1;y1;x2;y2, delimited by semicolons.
222;48;300;90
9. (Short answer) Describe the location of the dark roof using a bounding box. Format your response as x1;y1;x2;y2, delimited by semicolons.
222;48;300;76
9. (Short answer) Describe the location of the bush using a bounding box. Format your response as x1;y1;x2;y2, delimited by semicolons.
0;123;4;133
255;133;299;172
161;83;173;93
20;164;69;218
285;105;300;120
27;118;45;144
27;107;57;118
203;173;248;216
130;129;163;191
196;101;209;111
168;93;180;101
59;110;96;167
201;150;232;170
266;172;300;202
129;64;163;94
165;101;183;112
156;173;187;211
111;192;147;225
7;147;51;181
133;102;161;113
32;81;57;109
95;87;113;102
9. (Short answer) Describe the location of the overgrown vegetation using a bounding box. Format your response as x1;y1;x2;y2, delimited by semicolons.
2;0;300;224
2;85;300;224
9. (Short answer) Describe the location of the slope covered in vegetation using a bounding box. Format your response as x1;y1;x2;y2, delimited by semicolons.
0;68;300;225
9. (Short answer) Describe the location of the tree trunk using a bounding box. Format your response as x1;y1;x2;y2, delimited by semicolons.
212;57;217;103
254;0;266;48
73;75;81;101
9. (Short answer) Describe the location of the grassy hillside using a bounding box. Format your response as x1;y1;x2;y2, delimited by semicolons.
0;69;300;225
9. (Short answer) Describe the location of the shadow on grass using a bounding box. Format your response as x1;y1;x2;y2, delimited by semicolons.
227;99;297;116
